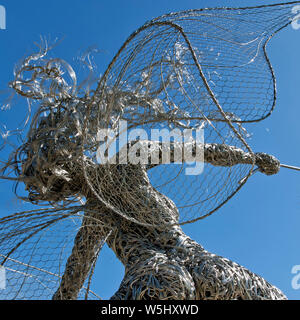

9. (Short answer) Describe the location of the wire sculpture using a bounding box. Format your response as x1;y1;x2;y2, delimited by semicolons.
0;1;300;300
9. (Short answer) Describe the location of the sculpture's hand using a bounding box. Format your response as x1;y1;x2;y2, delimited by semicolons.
255;152;280;175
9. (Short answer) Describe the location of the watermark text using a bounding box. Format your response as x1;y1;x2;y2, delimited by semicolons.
0;5;6;30
291;265;300;290
291;5;300;30
0;265;5;290
96;120;205;175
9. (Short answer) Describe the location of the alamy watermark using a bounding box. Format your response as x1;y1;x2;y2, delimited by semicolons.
96;120;205;176
0;265;5;290
292;5;300;30
291;265;300;290
0;5;6;30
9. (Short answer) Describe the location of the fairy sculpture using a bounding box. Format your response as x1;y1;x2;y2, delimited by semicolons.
1;2;299;299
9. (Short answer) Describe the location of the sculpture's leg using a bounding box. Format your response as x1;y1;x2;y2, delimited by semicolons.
52;211;107;300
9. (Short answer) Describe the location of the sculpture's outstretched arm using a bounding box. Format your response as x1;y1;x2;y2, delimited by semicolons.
115;140;280;175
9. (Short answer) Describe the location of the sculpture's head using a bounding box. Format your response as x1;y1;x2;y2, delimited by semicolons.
5;45;98;204
19;108;86;203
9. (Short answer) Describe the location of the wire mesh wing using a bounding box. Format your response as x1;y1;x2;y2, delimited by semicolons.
83;2;300;225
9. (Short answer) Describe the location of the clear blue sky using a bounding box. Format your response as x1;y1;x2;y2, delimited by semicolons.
0;0;300;300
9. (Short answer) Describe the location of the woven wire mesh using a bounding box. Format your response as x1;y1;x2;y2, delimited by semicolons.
0;1;299;300
0;206;103;299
